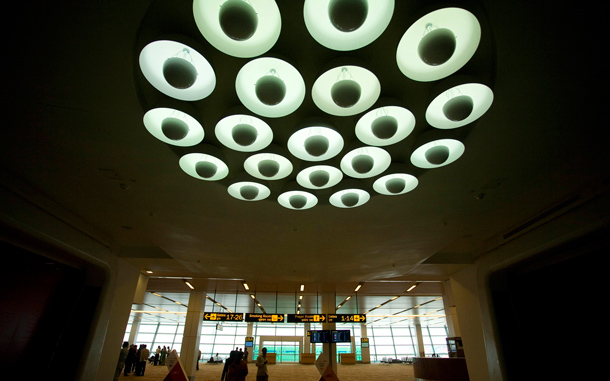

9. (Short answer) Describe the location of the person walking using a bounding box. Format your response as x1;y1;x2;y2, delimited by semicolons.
255;347;268;381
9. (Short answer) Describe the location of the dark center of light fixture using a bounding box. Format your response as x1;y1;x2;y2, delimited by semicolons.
309;170;330;187
351;154;374;174
328;0;368;32
258;159;280;177
304;135;330;157
232;123;258;146
195;161;218;178
443;95;474;121
219;0;258;41
255;73;286;106
418;27;456;66
425;145;450;165
161;117;189;140
385;178;406;194
331;79;361;108
341;192;360;207
163;56;198;89
371;115;398;139
289;194;308;209
240;185;259;200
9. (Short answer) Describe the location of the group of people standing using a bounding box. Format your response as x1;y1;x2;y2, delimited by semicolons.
114;342;171;379
219;346;268;381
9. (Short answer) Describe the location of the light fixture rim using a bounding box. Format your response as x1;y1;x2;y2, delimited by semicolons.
243;152;294;180
296;165;344;190
426;83;494;129
355;106;416;146
227;181;272;201
410;139;465;169
277;190;319;210
287;126;345;162
329;188;371;208
215;114;274;152
179;152;230;181
143;107;205;147
373;173;419;195
340;146;392;179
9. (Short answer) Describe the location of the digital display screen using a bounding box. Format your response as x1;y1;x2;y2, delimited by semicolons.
309;330;330;343
331;330;351;343
245;341;253;347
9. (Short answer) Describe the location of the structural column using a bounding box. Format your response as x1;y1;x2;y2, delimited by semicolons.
360;323;370;363
321;287;337;374
415;323;425;357
181;290;206;381
303;323;311;353
246;322;254;362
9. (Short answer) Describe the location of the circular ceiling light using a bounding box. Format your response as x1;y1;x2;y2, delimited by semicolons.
278;190;318;210
244;152;293;180
340;146;391;178
143;107;204;147
139;40;216;101
215;114;273;152
329;188;370;208
296;165;343;190
236;57;306;118
410;139;465;169
193;0;281;58
303;0;394;51
312;66;380;116
426;83;493;129
396;8;481;82
373;173;418;195
355;106;416;146
287;126;344;162
228;181;271;201
180;153;229;181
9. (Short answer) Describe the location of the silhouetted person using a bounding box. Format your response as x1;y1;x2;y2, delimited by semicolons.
114;341;129;381
255;347;268;381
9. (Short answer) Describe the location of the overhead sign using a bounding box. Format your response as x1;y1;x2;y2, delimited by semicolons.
287;314;327;323
327;314;366;323
245;313;285;323
203;312;243;321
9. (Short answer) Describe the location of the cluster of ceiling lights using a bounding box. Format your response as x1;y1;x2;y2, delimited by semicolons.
138;0;493;210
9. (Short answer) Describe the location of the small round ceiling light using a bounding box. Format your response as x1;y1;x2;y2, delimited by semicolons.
312;66;380;116
296;165;343;190
329;188;370;208
244;152;293;180
228;181;271;201
236;58;306;118
193;0;281;58
355;106;415;146
410;139;465;169
340;146;391;178
304;0;394;51
373;173;418;195
396;8;481;82
180;153;229;181
215;114;273;152
287;126;344;162
278;190;318;210
426;83;494;129
139;40;216;101
143;107;204;147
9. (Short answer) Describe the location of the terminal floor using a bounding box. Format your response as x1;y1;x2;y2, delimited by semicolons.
122;362;415;380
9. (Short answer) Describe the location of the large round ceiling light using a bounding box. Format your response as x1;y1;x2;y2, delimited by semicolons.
410;139;465;169
287;126;344;162
312;66;380;116
304;0;394;51
373;173;418;195
139;40;216;101
215;114;273;152
180;153;229;181
355;106;416;146
296;165;343;190
278;190;318;210
244;152;293;180
426;83;494;129
340;147;391;178
396;8;481;82
143;107;204;147
236;58;306;118
228;181;271;201
329;188;370;208
193;0;281;58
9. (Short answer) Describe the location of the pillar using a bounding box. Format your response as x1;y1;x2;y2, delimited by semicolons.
303;323;311;353
443;279;460;338
181;290;206;381
360;323;370;363
321;287;337;374
415;323;425;357
246;322;254;362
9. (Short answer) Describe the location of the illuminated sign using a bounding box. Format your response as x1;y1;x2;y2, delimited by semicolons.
287;314;327;323
245;313;285;323
327;314;366;323
203;312;243;321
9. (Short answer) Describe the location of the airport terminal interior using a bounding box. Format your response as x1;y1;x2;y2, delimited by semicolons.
1;0;607;380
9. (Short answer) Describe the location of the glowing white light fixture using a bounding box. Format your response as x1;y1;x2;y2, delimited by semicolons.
228;181;271;201
215;114;273;152
296;165;343;190
139;40;216;101
373;173;418;195
426;83;494;129
193;0;281;58
287;126;344;162
410;139;465;169
143;107;204;147
340;147;391;179
180;152;230;181
396;8;481;82
236;57;306;118
303;0;394;51
312;66;380;116
278;190;318;210
355;106;415;146
244;152;293;180
329;188;370;208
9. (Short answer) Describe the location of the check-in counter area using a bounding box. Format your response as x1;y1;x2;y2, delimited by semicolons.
339;353;356;364
413;357;469;381
300;353;316;364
